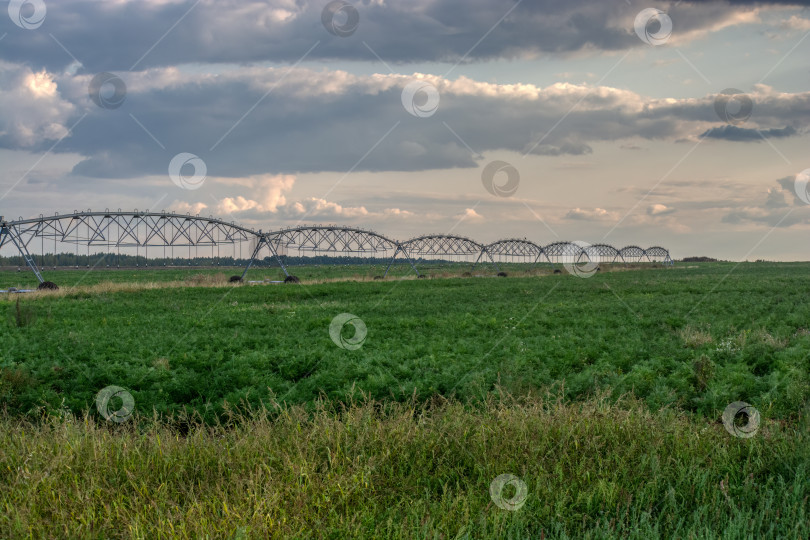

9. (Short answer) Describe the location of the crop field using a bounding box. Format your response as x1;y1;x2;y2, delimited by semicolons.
1;262;809;538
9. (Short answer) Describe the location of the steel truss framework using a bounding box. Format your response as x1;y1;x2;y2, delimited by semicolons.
0;211;673;283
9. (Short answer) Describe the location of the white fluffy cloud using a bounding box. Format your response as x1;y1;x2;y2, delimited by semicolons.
171;174;419;223
287;198;369;219
565;207;616;221
283;198;415;220
456;208;484;221
647;204;675;216
216;174;295;214
170;201;209;215
0;64;75;148
777;14;810;32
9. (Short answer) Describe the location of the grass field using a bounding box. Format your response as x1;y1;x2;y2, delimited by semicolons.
1;262;809;538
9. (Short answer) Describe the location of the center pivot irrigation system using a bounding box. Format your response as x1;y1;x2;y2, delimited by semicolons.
0;210;673;285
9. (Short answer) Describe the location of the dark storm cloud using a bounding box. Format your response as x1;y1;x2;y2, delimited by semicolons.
765;186;790;208
0;0;802;72
700;125;797;140
54;70;482;178
719;0;810;4
776;175;810;206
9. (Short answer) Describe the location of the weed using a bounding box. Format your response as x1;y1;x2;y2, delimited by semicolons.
11;298;35;328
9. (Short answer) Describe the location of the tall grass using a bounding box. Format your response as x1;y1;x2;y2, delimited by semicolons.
1;394;807;539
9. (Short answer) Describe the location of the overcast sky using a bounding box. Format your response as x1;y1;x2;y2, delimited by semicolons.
2;0;810;260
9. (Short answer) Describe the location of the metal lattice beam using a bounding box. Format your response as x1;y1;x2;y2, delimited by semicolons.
400;234;483;256
268;225;397;254
8;210;255;247
618;245;646;262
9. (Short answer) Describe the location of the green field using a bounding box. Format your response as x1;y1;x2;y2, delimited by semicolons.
1;262;809;538
2;261;809;420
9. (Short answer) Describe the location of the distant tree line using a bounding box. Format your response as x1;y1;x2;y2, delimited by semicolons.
0;251;455;268
679;256;719;262
0;252;247;268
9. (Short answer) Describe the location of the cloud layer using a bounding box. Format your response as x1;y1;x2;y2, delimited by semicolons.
1;0;803;71
1;65;807;180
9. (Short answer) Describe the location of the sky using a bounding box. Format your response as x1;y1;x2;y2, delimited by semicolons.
1;0;810;260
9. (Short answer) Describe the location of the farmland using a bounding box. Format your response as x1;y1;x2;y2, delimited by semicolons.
1;262;809;538
2;261;810;420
